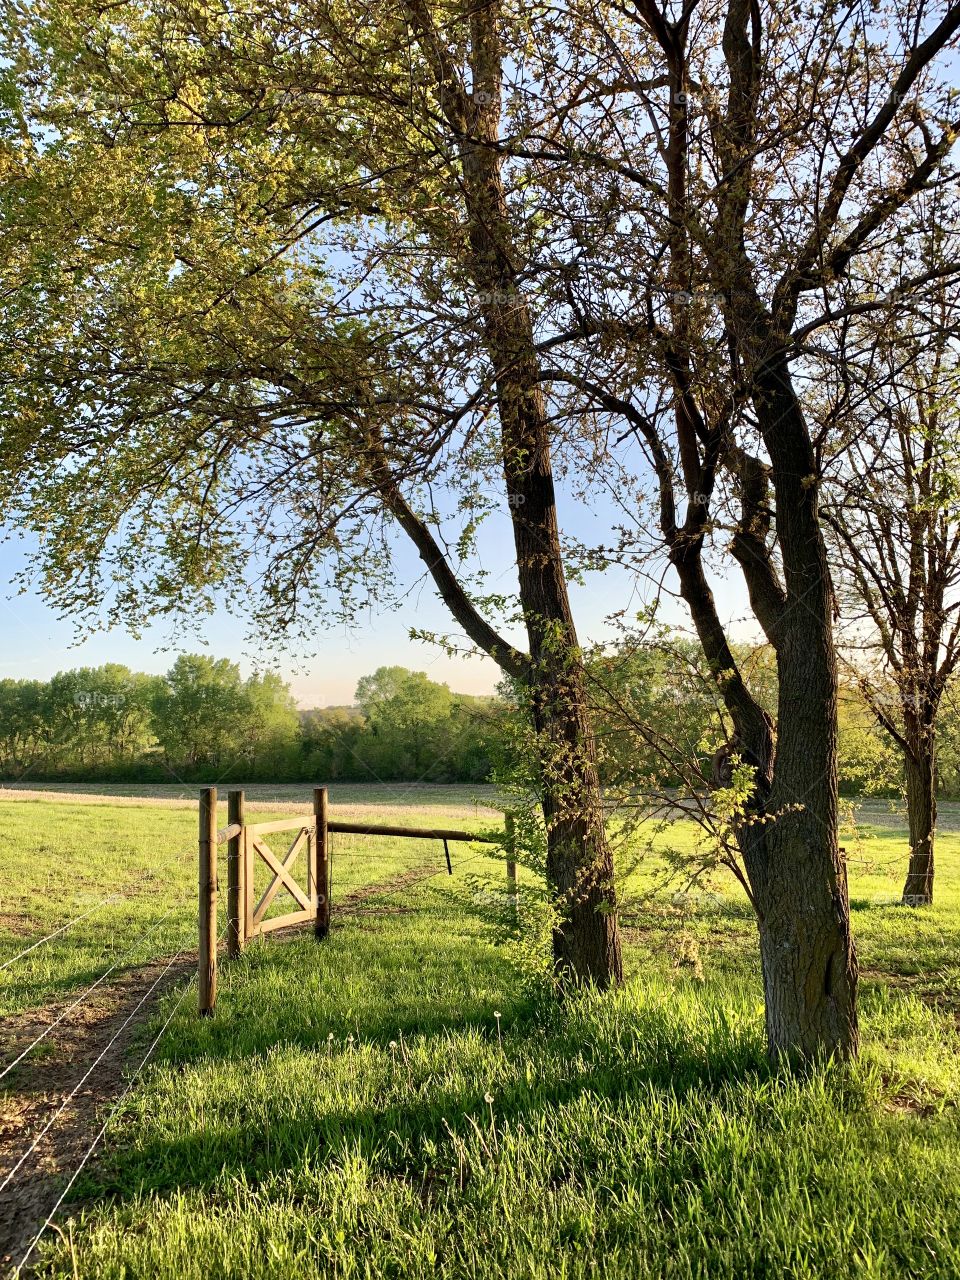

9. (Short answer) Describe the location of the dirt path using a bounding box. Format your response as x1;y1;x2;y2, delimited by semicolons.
0;862;458;1273
0;954;195;1272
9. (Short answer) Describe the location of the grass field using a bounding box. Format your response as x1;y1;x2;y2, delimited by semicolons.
1;786;959;1278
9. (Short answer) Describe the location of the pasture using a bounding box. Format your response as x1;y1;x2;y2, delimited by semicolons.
1;785;959;1278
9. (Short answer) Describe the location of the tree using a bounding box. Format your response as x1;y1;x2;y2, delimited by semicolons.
3;0;960;1056
0;679;48;777
150;655;249;773
824;252;960;905
515;1;959;1058
355;666;455;777
0;0;622;989
300;671;497;781
300;706;371;781
45;664;158;771
238;670;301;777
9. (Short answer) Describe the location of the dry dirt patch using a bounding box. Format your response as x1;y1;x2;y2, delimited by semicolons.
0;954;194;1271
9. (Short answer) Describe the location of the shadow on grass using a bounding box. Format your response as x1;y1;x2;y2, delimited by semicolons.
68;889;780;1211
83;1007;774;1208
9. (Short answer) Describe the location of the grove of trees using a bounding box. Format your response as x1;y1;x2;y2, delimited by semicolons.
5;646;949;802
0;660;498;784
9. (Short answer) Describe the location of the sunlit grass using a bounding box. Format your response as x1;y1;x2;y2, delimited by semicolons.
2;790;959;1278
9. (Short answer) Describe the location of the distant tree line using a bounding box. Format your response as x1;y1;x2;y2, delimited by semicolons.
3;646;959;801
0;657;500;784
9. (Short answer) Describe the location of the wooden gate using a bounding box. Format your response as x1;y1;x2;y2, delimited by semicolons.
197;785;507;1016
243;818;316;940
198;787;330;1015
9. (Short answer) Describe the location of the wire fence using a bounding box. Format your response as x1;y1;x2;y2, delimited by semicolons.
0;936;196;1197
0;835;220;1275
2;912;231;1277
0;839;203;978
12;963;201;1277
0;815;511;1273
0;895;123;973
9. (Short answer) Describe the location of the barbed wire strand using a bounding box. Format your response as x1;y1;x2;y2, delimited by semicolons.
0;894;194;1083
0;942;195;1196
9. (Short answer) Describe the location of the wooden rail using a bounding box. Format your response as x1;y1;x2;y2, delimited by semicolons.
327;821;497;842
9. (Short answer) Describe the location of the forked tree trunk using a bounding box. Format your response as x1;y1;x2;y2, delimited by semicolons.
674;537;858;1059
673;324;859;1061
902;743;936;906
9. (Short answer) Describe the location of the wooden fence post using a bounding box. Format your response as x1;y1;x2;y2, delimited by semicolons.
314;786;330;939
198;786;218;1016
227;789;245;958
505;811;518;906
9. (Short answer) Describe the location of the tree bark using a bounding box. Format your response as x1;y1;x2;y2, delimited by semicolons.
667;299;859;1060
902;743;936;905
745;352;859;1062
461;160;622;983
530;662;623;987
749;628;859;1062
674;524;858;1061
404;0;623;988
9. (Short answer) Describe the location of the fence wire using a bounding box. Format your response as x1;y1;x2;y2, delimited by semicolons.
0;894;123;973
0;938;196;1197
5;916;230;1276
0;840;200;977
11;966;198;1278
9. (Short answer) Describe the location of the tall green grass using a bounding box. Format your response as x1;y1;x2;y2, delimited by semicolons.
1;792;958;1278
35;918;960;1279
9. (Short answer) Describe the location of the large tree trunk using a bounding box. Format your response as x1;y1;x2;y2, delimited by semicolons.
645;0;856;1056
902;742;936;905
675;535;858;1060
446;6;622;987
531;669;623;987
749;630;859;1061
673;310;859;1060
749;354;859;1062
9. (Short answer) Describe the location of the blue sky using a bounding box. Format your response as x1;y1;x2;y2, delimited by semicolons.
0;487;751;707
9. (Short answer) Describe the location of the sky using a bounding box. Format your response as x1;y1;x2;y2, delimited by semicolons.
0;478;753;707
